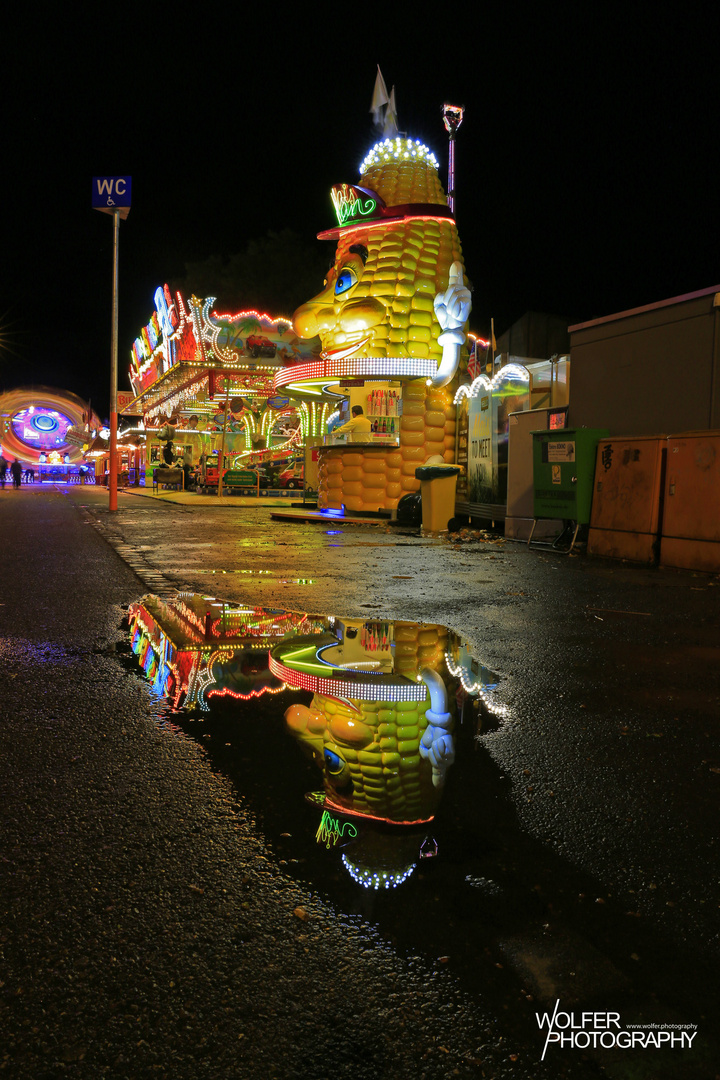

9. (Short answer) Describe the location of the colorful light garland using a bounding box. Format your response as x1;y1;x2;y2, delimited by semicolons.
341;854;417;890
444;652;510;719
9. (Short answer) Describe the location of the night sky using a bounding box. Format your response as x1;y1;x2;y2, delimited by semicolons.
2;7;718;417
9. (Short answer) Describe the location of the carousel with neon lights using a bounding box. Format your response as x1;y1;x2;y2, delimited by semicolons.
128;593;325;710
0;387;100;481
120;285;324;491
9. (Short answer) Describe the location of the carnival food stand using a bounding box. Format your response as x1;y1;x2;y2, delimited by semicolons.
274;136;472;520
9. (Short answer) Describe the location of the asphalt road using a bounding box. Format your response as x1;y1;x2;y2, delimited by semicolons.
1;483;718;1079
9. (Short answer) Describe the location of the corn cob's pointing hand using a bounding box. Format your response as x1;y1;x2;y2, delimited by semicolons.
434;261;472;343
432;260;472;386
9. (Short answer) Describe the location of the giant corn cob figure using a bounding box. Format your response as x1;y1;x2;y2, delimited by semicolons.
279;620;456;824
292;137;472;513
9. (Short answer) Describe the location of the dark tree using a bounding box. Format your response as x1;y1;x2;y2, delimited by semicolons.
170;230;332;317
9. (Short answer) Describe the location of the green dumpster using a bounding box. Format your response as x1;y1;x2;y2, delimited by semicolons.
532;428;608;524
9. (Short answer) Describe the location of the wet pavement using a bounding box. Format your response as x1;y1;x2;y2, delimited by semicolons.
1;483;719;1079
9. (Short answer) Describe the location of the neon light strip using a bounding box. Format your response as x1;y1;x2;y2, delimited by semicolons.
324;794;433;825
206;684;289;701
275;357;435;389
444;652;510;718
319;215;454;241
454;363;530;403
210;307;293;326
268;655;427;701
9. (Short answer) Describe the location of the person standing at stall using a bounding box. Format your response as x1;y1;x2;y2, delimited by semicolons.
0;454;7;489
10;459;23;488
332;405;373;443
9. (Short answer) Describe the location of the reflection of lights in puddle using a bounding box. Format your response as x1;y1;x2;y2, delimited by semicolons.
342;855;416;889
179;569;275;575
280;579;316;585
445;652;508;719
465;875;503;896
420;836;438;858
325;530;343;536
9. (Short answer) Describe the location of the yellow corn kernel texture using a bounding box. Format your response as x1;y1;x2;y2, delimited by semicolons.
317;384;457;511
317;150;465;511
309;691;440;822
353;219;464;363
361;156;448;208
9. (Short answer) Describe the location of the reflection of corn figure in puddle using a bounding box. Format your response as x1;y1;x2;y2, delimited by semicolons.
285;623;455;823
293;139;471;511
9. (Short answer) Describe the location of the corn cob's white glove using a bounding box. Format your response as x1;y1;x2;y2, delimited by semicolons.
432;261;472;387
418;668;456;787
419;707;455;788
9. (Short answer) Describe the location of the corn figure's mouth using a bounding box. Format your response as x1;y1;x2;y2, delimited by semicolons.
321;336;370;361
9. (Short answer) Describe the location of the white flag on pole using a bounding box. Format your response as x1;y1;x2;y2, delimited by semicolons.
370;66;389;124
383;86;399;136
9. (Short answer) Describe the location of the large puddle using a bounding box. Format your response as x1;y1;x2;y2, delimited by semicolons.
125;593;523;974
123;594;691;1011
128;590;504;835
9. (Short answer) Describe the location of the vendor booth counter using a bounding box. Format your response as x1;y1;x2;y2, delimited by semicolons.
318;441;407;513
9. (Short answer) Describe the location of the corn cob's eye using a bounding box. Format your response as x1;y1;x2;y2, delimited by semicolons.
323;746;351;792
335;267;357;295
324;747;345;774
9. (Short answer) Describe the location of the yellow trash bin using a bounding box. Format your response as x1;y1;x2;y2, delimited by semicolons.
414;464;461;532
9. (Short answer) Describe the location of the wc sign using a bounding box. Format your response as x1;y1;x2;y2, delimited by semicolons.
92;176;132;219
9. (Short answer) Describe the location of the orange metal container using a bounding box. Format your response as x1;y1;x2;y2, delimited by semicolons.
588;436;666;563
660;430;720;572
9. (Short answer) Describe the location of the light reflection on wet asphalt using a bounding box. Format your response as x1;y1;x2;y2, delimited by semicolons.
122;589;719;1066
69;490;719;1073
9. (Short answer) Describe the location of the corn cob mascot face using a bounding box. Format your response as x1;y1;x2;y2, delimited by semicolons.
282;621;455;824
293;138;470;376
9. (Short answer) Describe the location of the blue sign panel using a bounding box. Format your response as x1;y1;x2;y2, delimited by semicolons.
92;176;132;218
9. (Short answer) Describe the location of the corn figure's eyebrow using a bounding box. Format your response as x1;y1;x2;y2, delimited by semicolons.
348;243;369;265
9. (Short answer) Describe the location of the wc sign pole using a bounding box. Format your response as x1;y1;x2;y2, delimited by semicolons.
92;176;131;512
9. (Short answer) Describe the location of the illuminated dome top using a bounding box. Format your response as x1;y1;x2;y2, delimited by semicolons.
359;137;446;207
360;137;439;173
